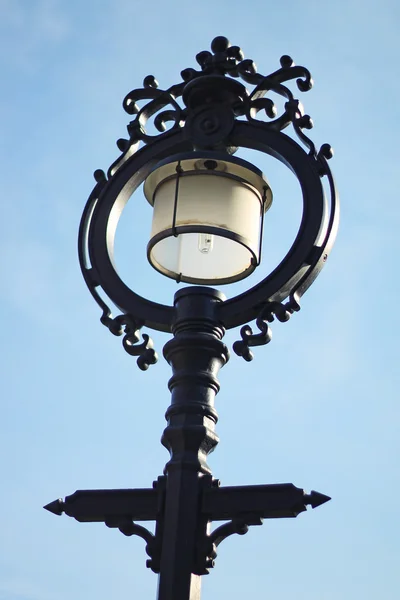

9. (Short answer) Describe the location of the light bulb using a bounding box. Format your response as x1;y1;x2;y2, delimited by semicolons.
198;233;214;254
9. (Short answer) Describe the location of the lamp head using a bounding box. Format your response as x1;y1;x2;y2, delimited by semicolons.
78;36;338;365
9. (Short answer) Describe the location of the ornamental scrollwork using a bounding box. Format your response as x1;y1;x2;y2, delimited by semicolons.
101;312;158;371
233;294;301;361
106;36;328;178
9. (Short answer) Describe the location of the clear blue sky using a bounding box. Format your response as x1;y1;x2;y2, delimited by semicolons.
1;1;399;599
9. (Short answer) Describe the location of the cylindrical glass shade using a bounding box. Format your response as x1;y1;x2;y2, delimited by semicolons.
143;153;272;285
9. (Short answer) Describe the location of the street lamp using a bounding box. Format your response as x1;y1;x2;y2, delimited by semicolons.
44;36;339;600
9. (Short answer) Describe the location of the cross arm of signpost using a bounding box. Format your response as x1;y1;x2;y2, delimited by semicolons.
203;481;330;521
44;487;160;522
44;477;330;576
191;479;330;574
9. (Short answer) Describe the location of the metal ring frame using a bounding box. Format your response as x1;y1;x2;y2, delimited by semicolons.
79;119;339;333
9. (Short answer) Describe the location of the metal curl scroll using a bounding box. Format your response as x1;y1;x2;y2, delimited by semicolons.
101;313;158;371
232;320;273;362
233;295;300;361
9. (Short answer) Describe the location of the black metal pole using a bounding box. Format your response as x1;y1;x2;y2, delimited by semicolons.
157;287;229;600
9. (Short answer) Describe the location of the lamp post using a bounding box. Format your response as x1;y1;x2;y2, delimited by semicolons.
44;36;339;600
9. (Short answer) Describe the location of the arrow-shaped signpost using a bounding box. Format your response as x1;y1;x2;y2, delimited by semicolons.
44;483;330;523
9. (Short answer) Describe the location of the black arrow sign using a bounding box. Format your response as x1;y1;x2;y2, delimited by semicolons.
202;483;330;520
44;488;159;522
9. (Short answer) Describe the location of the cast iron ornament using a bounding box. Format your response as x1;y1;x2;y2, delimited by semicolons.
78;35;339;369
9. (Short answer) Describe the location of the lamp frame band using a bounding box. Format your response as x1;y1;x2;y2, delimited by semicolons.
147;225;258;286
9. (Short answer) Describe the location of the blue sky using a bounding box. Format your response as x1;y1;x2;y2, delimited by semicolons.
1;0;399;599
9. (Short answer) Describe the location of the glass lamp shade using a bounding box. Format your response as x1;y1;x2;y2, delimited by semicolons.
143;153;272;285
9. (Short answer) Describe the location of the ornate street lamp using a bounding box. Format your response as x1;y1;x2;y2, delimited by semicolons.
45;36;339;600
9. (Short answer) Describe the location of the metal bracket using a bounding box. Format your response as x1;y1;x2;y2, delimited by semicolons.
193;514;263;575
105;517;156;561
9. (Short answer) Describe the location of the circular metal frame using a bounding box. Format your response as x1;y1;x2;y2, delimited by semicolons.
80;119;335;332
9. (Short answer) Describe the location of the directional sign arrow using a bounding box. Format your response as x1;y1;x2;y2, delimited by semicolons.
304;490;331;509
43;488;159;523
202;483;330;521
44;499;64;516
